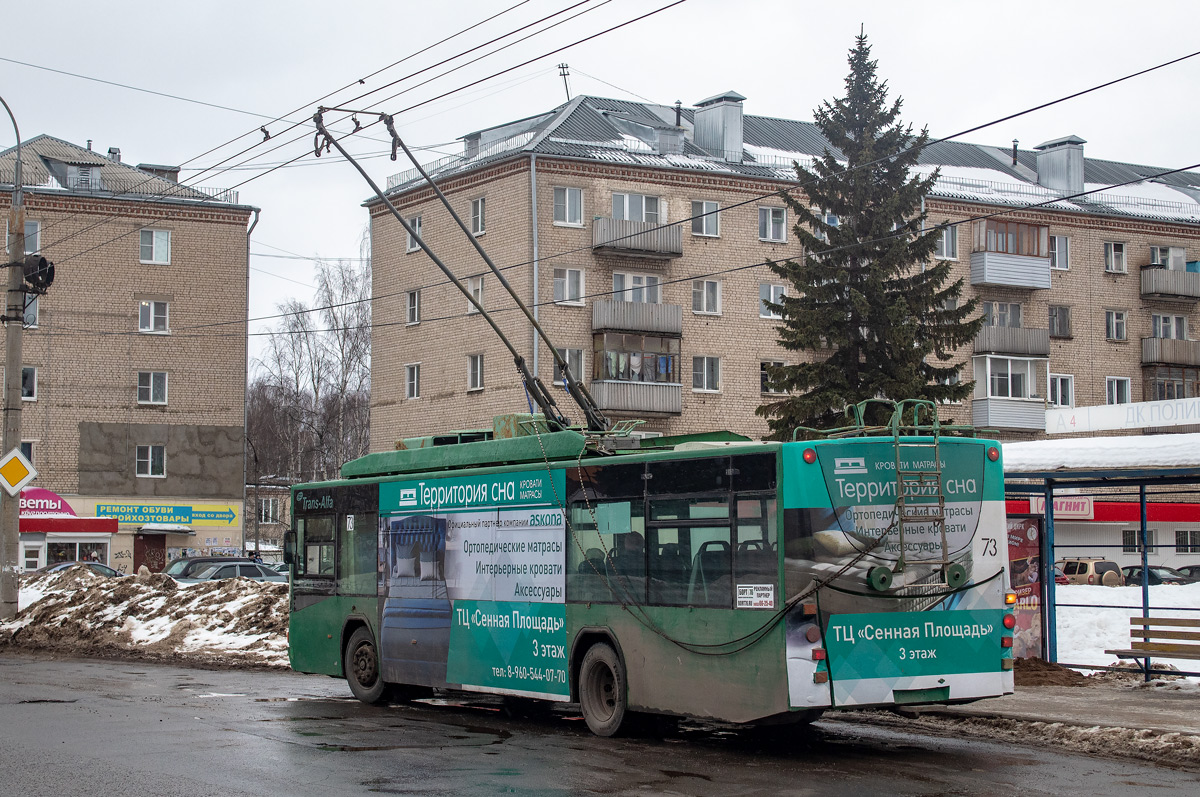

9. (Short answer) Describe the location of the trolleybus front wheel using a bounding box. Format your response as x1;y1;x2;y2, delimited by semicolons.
579;642;626;736
344;626;388;705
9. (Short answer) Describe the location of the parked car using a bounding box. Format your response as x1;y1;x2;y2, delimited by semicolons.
163;556;254;580
1053;565;1069;585
1055;558;1125;586
34;561;125;578
1120;565;1198;586
1176;564;1200;580
174;562;288;584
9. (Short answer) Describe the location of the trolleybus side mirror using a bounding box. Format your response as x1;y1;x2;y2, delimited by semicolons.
283;531;297;567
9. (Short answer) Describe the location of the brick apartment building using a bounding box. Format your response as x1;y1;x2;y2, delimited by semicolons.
1;136;257;572
368;92;1200;450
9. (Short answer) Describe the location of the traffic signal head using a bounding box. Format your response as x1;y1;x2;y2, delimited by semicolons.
23;254;54;292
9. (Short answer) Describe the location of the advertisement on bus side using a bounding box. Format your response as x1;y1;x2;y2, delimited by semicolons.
379;471;570;700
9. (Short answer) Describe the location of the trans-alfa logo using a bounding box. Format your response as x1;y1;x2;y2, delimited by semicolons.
833;457;867;474
397;487;418;507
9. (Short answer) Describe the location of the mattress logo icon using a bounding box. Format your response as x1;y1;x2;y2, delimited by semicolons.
833;457;867;475
397;487;418;507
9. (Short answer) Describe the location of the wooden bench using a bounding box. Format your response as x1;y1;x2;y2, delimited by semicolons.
1105;616;1200;680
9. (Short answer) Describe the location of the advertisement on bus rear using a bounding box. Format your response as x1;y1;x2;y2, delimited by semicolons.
379;471;570;700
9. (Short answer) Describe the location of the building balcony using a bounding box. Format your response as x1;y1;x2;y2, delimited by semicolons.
971;397;1046;431
589;381;682;415
1142;337;1200;367
1140;266;1200;302
592;299;682;335
592;218;683;259
969;251;1051;290
973;326;1050;357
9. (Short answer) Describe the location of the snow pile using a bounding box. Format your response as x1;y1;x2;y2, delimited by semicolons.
1056;583;1200;676
1;566;289;668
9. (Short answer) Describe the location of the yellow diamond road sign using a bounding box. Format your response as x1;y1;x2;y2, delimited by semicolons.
0;447;37;497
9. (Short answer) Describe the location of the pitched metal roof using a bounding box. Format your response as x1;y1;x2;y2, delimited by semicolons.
379;94;1200;225
0;135;244;205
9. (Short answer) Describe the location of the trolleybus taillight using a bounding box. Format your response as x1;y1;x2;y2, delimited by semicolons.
1002;613;1016;630
987;446;1000;461
803;448;817;464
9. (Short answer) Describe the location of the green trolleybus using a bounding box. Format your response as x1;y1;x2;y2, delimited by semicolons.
284;402;1016;736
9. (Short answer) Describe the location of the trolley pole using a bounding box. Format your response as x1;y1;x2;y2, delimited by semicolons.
1;94;26;620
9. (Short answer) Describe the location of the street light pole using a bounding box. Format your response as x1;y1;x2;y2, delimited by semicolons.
1;94;26;620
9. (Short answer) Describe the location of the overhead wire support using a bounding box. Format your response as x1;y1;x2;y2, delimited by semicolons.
311;109;576;433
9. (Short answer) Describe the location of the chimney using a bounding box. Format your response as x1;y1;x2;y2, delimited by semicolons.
693;91;746;162
86;139;93;151
138;163;180;183
1034;135;1086;194
107;146;121;163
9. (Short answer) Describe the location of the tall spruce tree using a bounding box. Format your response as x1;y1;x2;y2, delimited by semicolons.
757;33;981;437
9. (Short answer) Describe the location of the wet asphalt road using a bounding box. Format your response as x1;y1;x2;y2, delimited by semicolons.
1;652;1196;797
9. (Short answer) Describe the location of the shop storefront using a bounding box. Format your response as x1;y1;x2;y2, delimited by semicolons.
19;488;120;571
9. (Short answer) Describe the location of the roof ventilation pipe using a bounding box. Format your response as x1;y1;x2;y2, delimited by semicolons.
107;146;121;163
693;91;746;163
1034;135;1086;194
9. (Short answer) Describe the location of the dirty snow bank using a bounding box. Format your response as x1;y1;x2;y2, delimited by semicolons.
1;567;288;668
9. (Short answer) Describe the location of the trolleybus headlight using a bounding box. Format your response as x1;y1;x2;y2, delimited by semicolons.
803;448;817;464
1002;614;1016;630
987;446;1000;462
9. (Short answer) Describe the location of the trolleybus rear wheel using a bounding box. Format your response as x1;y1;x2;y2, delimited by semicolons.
579;642;626;736
344;627;388;705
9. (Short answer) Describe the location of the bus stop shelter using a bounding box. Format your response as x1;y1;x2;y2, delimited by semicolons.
1003;432;1200;671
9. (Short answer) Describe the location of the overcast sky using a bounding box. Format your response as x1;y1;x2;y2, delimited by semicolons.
3;0;1198;367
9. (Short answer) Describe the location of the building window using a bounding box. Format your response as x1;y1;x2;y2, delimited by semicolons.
138;300;169;333
405;364;420;399
1152;314;1187;340
1105;310;1127;341
934;224;957;260
1176;529;1200;554
406;290;420;324
760;361;785;394
136;444;166;478
259;497;280;524
405;216;422;252
467;276;483;313
1106;376;1131;405
691;200;719;237
20;440;33;463
553;187;582;226
139;229;170;264
811;208;840;243
1150;245;1186;269
137;371;168;405
691;280;720;314
592;333;679;383
1123;528;1157;554
973;356;1042;400
759;283;786;319
976;220;1047;257
23;295;37;328
612;193;660;223
470;197;485;235
613;272;660;304
554;347;583;385
553;268;583;305
692;356;720;392
759;207;786;242
1145;366;1198;402
1049;374;1073;407
468;354;484;391
1104;241;1126;273
18;366;36;401
982;301;1021;328
1048;235;1069;270
4;219;40;254
1048;305;1071;338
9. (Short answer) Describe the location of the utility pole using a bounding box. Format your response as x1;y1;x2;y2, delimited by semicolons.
557;63;571;103
1;94;25;621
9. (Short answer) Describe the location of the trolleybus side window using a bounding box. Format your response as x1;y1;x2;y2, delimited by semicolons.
337;512;378;595
565;463;644;605
648;459;733;608
734;496;778;589
300;515;335;576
